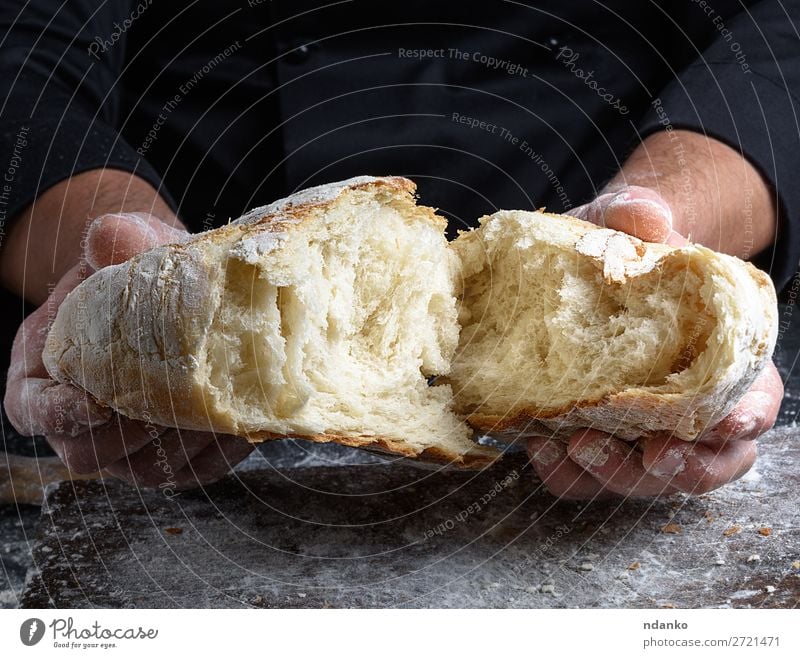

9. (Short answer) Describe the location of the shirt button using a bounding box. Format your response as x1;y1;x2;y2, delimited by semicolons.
284;43;315;65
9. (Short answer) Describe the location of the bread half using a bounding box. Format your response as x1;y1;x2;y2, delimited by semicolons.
449;209;778;441
43;176;498;468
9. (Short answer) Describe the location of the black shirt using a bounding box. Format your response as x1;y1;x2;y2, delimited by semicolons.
1;0;799;290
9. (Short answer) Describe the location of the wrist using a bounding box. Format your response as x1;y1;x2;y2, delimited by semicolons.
606;130;776;257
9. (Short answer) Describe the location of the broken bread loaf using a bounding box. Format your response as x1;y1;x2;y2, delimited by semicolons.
449;209;777;441
43;176;496;467
43;176;778;468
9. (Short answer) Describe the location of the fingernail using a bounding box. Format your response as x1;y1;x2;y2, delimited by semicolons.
606;192;673;225
650;447;687;477
598;191;628;224
571;438;612;468
530;441;564;466
101;212;161;242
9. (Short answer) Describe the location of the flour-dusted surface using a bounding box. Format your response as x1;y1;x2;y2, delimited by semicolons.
0;504;39;608
5;305;800;609
19;431;800;609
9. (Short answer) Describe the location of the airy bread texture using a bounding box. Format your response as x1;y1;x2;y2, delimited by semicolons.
43;177;495;467
44;176;778;467
449;210;778;441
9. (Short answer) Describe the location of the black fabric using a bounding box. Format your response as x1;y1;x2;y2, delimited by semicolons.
637;1;800;294
1;0;798;291
0;0;170;226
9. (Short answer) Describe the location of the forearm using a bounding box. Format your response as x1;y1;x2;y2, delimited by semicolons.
606;130;777;258
0;168;182;305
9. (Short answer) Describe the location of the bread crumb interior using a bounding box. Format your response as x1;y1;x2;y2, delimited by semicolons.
202;190;473;453
450;212;715;416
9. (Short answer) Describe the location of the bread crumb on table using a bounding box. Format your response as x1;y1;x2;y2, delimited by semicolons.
723;524;742;537
758;526;772;537
661;523;682;534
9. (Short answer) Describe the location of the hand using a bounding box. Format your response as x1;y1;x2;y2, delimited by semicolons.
4;213;254;492
526;185;784;499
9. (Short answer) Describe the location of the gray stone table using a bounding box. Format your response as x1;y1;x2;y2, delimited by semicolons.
7;303;800;609
18;430;800;608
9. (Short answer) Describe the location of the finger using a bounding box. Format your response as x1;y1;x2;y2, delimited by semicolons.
46;417;166;474
702;362;783;443
602;187;674;243
642;435;757;495
85;212;189;269
527;437;614;500
103;429;217;488
567;430;679;497
4;266;112;437
664;230;689;247
5;378;112;438
7;264;86;382
168;435;254;490
575;186;680;244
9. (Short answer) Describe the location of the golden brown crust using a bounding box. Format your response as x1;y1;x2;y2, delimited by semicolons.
242;429;498;469
466;395;609;435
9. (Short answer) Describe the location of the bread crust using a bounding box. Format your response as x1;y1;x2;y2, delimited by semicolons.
43;176;496;469
243;429;498;468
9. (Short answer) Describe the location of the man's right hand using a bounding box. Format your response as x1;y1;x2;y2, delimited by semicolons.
527;184;782;500
4;213;254;492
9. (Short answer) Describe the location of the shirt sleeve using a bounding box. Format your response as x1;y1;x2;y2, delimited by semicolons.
0;0;173;237
637;0;800;293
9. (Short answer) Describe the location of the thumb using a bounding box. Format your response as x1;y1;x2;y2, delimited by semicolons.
575;186;687;245
85;212;189;269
